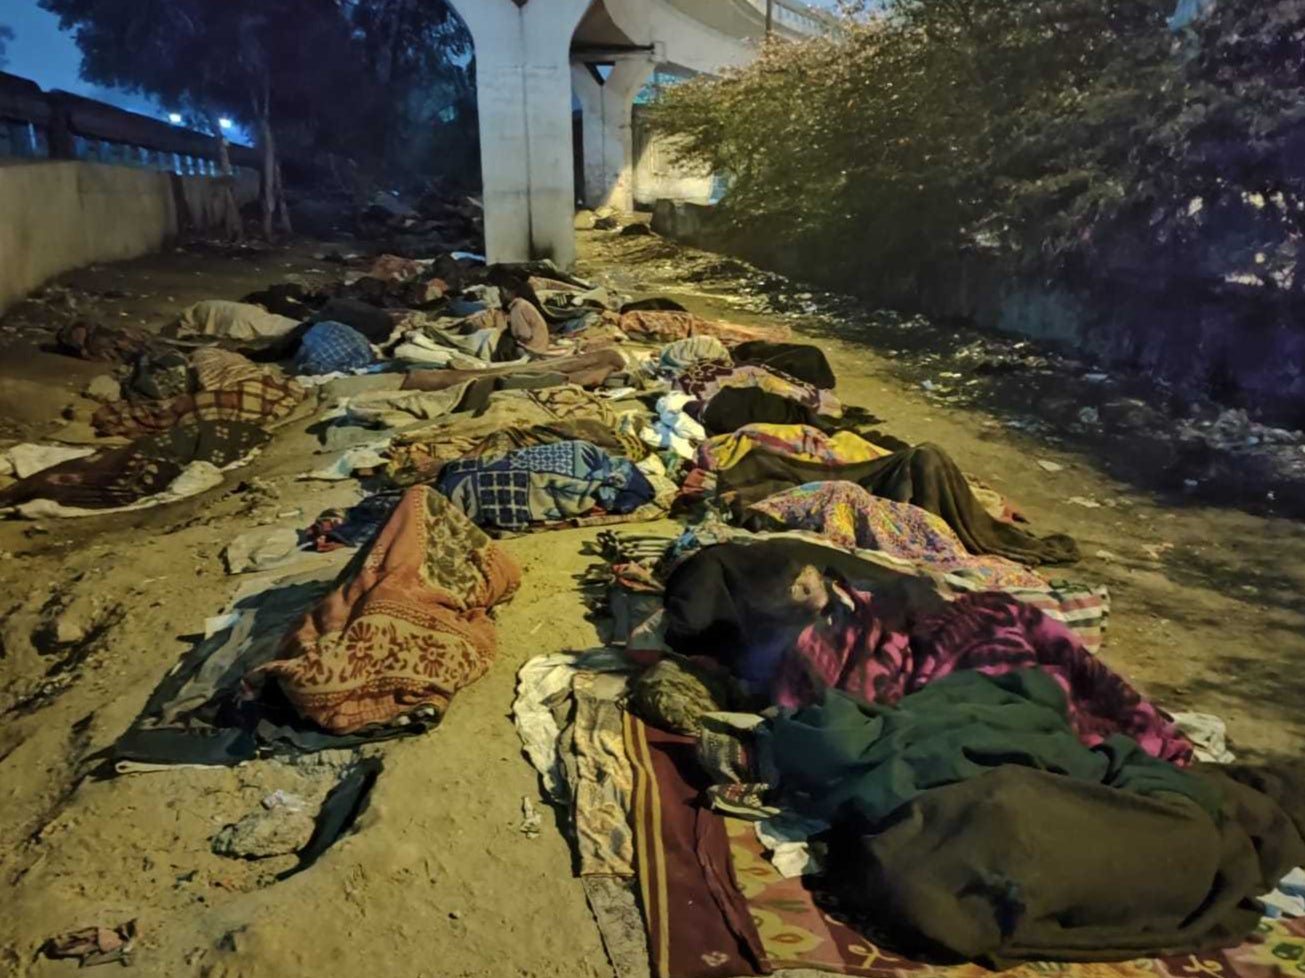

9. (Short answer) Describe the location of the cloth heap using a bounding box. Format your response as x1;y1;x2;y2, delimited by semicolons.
768;670;1214;827
623;709;1305;978
294;321;375;376
848;759;1305;964
618;310;792;345
696;424;889;472
436;440;656;531
655;336;730;373
702;387;831;435
92;376;307;438
747;481;1048;590
676;362;841;418
779;589;1192;763
0;421;268;511
718;443;1079;565
191;347;273;391
56;321;159;363
126;349;190;402
731;340;836;389
400;348;626;393
252;487;520;734
175;300;301;341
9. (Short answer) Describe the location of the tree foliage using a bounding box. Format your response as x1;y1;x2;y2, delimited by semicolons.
652;0;1305;301
39;0;476;233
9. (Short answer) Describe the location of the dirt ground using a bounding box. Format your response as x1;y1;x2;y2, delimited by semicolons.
0;229;1302;977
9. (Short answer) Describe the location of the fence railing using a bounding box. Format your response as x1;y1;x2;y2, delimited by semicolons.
0;71;259;176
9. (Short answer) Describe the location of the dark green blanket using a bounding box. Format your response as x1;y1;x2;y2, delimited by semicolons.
768;669;1215;824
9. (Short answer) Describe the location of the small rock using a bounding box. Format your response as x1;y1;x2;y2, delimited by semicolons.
1037;460;1065;473
85;375;122;403
262;790;307;813
1095;549;1120;561
520;797;542;839
1077;406;1101;425
212;806;316;860
920;380;937;392
1100;398;1164;432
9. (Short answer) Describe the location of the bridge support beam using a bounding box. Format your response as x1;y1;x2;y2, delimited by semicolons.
572;58;655;213
448;0;591;267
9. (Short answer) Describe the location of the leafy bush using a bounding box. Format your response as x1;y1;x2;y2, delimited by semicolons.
652;0;1305;301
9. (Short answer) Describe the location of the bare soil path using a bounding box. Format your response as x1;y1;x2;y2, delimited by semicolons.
0;229;1298;977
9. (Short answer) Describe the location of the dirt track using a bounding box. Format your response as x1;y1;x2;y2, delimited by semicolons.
0;229;1301;977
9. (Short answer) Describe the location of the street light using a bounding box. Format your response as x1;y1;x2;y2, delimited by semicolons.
168;112;183;124
218;118;233;129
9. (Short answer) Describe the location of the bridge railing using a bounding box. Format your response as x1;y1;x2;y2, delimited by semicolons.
0;71;259;177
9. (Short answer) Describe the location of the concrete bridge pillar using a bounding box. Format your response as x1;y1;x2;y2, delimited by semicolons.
448;0;592;267
572;58;655;213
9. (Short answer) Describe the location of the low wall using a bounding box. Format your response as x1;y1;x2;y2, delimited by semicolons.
0;160;259;314
652;198;1305;425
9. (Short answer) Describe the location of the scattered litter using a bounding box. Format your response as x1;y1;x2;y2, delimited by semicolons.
222;527;302;574
43;920;138;968
1183;479;1200;490
1094;549;1120;561
520;796;542;838
920;380;937;392
1037;460;1065;473
1077;407;1101;425
1083;373;1109;383
1141;543;1175;561
1067;496;1102;509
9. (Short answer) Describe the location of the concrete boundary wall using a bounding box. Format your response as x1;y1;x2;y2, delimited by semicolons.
0;160;258;314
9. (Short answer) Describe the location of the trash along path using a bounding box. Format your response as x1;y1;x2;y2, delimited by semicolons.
0;227;1301;978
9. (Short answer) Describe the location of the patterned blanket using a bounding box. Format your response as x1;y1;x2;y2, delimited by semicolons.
93;376;306;437
675;362;842;417
618;310;792;345
252;487;520;734
780;590;1192;763
436;440;657;531
748;481;1049;590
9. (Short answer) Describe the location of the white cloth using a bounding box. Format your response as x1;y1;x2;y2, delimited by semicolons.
512;651;638;803
0;443;96;479
1170;711;1236;764
301;440;392;481
10;460;225;519
176;300;301;341
1262;868;1305;919
756;813;830;879
637;392;706;459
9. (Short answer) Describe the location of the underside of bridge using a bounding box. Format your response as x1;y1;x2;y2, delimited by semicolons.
446;0;777;267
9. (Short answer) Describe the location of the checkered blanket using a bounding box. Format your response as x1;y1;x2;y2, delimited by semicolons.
436;440;656;530
93;376;306;437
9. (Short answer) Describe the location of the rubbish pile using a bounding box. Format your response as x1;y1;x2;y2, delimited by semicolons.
7;242;1303;973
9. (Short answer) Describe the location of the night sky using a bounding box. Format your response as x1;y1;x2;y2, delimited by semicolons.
3;0;160;116
1;0;845;122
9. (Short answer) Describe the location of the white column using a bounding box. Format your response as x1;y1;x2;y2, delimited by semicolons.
572;58;655;212
449;0;592;267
